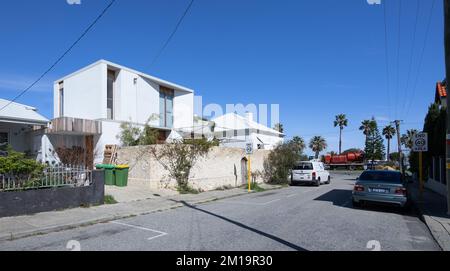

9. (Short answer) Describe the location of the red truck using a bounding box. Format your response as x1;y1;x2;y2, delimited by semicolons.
324;151;365;170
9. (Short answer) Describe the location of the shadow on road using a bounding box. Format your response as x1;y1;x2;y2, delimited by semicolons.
314;189;417;217
170;200;308;251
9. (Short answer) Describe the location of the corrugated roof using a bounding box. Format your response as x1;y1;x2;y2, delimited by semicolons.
212;113;284;136
0;99;49;125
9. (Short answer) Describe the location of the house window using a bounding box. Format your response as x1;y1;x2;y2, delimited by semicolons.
0;132;8;145
107;70;115;120
234;130;238;137
245;129;250;136
59;82;64;117
223;131;227;138
160;87;174;128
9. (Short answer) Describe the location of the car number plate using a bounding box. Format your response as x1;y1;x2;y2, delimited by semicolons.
369;188;389;193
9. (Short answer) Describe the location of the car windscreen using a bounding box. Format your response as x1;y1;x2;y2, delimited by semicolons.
359;171;402;183
294;163;313;170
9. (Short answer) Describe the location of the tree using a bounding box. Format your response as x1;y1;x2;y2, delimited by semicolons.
364;120;385;162
262;138;306;184
291;136;306;156
149;139;214;193
382;125;396;161
309;136;327;159
334;114;348;154
359;119;376;141
117;122;141;147
274;123;284;133
401;129;419;150
117;115;160;147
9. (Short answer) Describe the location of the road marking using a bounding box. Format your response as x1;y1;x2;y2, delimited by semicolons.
286;194;298;198
110;221;168;241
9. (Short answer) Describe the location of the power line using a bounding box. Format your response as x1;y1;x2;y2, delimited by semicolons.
404;0;436;119
399;0;420;119
383;1;392;122
150;0;195;68
0;0;117;113
395;0;402;119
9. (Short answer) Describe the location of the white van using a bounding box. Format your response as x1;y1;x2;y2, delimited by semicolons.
291;161;331;186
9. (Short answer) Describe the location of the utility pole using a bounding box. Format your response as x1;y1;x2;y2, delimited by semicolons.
393;120;403;174
444;0;450;215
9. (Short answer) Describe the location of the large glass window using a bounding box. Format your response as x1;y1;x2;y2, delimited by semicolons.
107;70;115;120
159;87;174;128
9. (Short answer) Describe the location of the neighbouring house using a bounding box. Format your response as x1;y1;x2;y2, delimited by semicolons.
212;112;284;150
0;99;49;154
436;80;447;109
52;59;195;164
423;80;447;197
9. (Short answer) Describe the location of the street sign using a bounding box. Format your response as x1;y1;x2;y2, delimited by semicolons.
245;143;253;155
413;133;428;152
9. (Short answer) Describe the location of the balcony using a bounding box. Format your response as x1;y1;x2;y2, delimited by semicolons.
47;117;102;135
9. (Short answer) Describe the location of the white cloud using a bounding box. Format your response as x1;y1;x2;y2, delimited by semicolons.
67;0;81;5
367;0;381;5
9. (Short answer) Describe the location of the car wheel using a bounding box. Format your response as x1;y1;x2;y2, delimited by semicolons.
326;176;331;184
315;178;321;187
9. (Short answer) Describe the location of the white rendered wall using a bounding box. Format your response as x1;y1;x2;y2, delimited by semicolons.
54;63;107;120
173;91;194;129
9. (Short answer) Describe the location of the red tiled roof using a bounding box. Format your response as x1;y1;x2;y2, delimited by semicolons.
436;82;447;98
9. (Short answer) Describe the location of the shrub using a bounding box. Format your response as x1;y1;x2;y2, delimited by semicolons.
0;146;44;180
263;139;306;184
150;138;214;194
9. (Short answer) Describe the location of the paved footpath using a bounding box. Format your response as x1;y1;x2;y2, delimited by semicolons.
410;182;450;251
0;173;440;251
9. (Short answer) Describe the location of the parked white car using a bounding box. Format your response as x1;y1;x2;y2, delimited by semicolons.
291;161;331;186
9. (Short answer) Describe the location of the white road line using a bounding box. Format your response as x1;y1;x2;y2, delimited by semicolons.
286;194;298;198
110;221;168;241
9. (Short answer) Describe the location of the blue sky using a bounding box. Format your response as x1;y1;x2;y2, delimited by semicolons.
0;0;445;155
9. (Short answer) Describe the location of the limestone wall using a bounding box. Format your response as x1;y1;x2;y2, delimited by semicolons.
116;146;270;191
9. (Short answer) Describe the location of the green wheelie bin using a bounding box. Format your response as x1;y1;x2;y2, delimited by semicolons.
96;164;116;186
115;165;130;187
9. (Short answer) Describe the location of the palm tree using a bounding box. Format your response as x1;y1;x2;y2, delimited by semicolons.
309;136;328;159
382;125;396;161
359;119;376;141
334;114;348;155
401;129;419;150
291;136;306;156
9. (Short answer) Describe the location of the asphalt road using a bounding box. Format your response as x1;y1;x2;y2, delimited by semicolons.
0;172;440;251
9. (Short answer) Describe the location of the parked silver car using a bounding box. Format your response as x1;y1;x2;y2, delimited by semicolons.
352;170;410;208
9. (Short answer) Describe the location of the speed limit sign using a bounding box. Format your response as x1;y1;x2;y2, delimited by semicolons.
413;133;428;152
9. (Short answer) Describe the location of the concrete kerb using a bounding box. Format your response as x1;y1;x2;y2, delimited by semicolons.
410;197;448;251
0;185;283;243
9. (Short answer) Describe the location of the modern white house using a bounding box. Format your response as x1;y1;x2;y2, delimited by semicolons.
52;59;195;164
0;99;49;154
212;112;284;150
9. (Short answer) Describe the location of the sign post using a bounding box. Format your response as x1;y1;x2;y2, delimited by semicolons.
246;143;253;192
413;133;428;197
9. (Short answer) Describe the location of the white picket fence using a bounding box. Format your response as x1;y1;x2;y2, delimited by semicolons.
0;164;92;192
